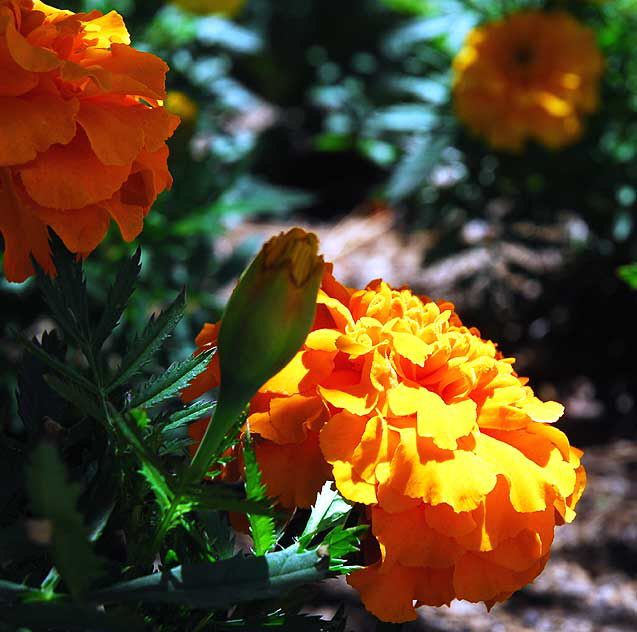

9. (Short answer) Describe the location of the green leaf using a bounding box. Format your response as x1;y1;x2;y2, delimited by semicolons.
31;232;89;347
199;511;235;561
44;374;103;421
385;133;448;201
299;482;353;548
112;410;175;515
243;432;276;556
186;483;274;516
92;543;330;608
25;443;102;602
618;263;637;289
92;248;142;352
129;348;214;409
162;400;216;434
140;461;174;514
321;525;367;573
171;177;315;237
107;289;186;392
15;332;98;396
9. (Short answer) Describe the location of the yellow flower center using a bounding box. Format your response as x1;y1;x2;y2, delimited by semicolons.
263;228;322;287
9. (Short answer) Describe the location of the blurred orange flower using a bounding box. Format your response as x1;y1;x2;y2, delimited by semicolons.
452;10;603;151
185;266;585;622
0;0;179;282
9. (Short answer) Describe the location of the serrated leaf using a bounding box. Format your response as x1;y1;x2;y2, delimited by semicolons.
25;443;102;602
16;332;97;396
92;248;142;352
107;289;186;392
112;410;175;515
139;461;174;513
385;133;448;201
15;330;70;442
49;232;90;339
300;482;353;547
159;436;192;456
129;348;214;409
31;234;86;347
322;525;367;573
162;400;216;434
243;433;276;555
44;374;103;421
92;543;330;608
186;483;274;516
199;511;235;561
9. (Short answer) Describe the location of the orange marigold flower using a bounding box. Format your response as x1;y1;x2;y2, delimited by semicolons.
452;10;603;151
185;266;585;622
0;0;179;282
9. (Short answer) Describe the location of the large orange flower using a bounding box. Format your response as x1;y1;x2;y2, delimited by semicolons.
0;0;179;282
452;10;603;151
185;265;585;622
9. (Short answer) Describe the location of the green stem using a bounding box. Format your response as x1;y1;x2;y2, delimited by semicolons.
188;394;245;484
147;394;245;561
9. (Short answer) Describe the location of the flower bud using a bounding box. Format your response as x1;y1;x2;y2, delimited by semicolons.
187;228;324;481
217;228;324;408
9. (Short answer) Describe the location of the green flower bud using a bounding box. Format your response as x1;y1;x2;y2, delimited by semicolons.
217;227;324;405
189;228;324;480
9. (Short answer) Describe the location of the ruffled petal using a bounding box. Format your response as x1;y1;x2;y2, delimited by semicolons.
0;93;77;167
19;131;131;209
388;428;497;511
255;432;332;508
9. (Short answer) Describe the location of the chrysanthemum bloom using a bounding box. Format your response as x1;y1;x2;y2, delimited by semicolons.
185;266;585;622
452;10;603;151
171;0;245;16
0;0;179;282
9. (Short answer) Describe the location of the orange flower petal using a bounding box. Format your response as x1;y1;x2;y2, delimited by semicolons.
0;94;78;167
255;431;332;508
474;433;556;512
249;394;325;445
5;18;60;72
31;203;110;255
372;506;462;569
19;132;131;209
347;563;420;623
0;167;52;281
389;428;497;511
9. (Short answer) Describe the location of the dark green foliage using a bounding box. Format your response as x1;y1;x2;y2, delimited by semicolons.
243;431;277;555
25;443;103;601
92;544;330;608
108;289;186;391
2;234;359;630
129;348;214;409
618;263;637;289
0;603;145;632
92;247;142;352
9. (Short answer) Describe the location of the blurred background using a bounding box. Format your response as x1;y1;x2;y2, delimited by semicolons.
2;0;637;629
